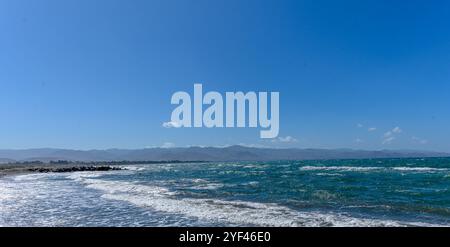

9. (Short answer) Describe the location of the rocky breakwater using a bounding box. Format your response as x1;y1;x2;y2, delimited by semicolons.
28;166;124;173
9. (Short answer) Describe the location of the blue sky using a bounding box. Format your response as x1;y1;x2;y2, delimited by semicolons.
1;0;449;151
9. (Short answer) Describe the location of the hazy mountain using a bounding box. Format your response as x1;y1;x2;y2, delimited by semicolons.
0;146;448;163
0;158;16;164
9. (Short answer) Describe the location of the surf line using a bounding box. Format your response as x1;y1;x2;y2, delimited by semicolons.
168;84;279;138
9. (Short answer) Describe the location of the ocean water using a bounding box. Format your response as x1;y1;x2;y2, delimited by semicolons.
2;158;450;227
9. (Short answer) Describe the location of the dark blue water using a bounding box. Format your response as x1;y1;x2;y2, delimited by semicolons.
2;158;450;226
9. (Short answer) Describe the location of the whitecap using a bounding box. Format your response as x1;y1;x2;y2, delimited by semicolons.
392;167;448;172
300;166;449;173
69;174;447;227
300;166;382;172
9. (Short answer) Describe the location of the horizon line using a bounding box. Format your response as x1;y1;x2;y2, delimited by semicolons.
0;145;448;154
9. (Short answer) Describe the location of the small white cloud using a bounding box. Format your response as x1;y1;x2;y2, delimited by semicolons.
355;138;364;143
161;142;175;148
412;136;428;145
382;136;396;145
381;126;403;144
368;127;377;132
384;126;402;136
392;126;402;134
162;121;181;128
357;123;363;128
272;136;298;143
384;131;392;137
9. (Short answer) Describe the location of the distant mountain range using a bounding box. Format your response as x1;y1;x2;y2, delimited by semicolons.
0;146;448;163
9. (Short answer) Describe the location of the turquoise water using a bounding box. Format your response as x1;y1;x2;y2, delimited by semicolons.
2;158;450;226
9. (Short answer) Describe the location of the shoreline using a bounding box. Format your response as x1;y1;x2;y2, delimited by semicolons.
0;163;125;178
0;160;203;178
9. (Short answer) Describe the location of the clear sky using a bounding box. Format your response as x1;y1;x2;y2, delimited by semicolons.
1;0;449;151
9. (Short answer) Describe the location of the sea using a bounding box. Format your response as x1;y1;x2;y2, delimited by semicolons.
1;158;450;227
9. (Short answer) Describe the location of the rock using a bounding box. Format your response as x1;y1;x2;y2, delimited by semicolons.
28;166;124;173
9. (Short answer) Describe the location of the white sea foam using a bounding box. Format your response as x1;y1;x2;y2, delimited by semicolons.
12;173;50;181
300;166;383;172
2;171;448;227
300;166;449;173
241;181;260;186
69;174;446;227
178;178;225;190
392;167;448;172
0;184;16;200
122;165;147;171
65;172;104;183
190;183;225;190
316;173;344;177
191;178;209;183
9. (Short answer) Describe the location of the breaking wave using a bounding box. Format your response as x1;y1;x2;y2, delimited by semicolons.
70;173;444;227
300;166;449;173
